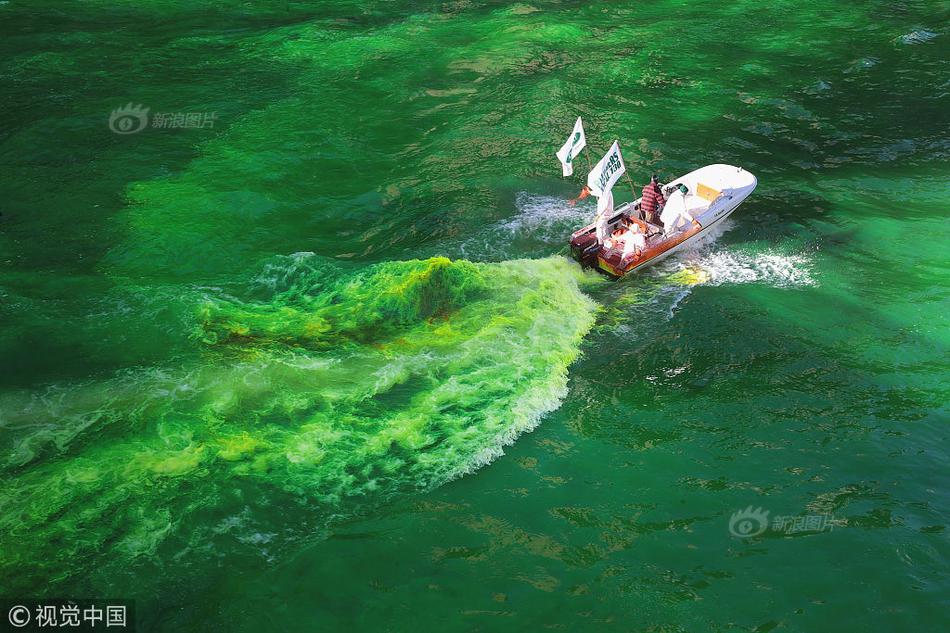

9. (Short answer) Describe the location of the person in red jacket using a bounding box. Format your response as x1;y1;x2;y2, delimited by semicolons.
639;174;666;225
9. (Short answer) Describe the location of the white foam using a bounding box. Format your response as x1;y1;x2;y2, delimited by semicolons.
499;193;595;237
643;217;816;290
898;29;939;45
609;241;818;333
680;249;817;288
455;193;595;261
846;56;880;73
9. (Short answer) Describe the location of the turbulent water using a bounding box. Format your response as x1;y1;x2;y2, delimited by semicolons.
1;254;599;596
1;0;948;631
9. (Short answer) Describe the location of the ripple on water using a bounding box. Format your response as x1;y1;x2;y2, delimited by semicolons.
453;193;595;261
846;56;880;73
897;29;939;45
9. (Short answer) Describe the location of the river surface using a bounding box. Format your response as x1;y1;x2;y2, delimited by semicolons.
1;1;948;631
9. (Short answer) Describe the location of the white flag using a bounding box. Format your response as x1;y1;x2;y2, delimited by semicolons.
555;117;587;177
586;140;626;197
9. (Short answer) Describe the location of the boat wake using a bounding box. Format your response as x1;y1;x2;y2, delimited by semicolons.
454;193;595;261
676;248;817;288
595;243;816;337
498;193;596;240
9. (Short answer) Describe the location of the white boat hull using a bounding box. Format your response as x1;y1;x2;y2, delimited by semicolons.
569;164;756;277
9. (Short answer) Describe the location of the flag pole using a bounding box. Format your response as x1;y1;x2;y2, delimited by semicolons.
617;142;638;201
625;171;638;200
570;143;595;206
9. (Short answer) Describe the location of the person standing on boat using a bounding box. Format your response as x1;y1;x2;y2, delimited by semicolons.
661;183;702;235
640;174;665;225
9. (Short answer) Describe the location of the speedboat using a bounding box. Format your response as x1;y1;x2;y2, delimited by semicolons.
569;164;756;277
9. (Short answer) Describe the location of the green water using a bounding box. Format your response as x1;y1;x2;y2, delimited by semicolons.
1;0;948;630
